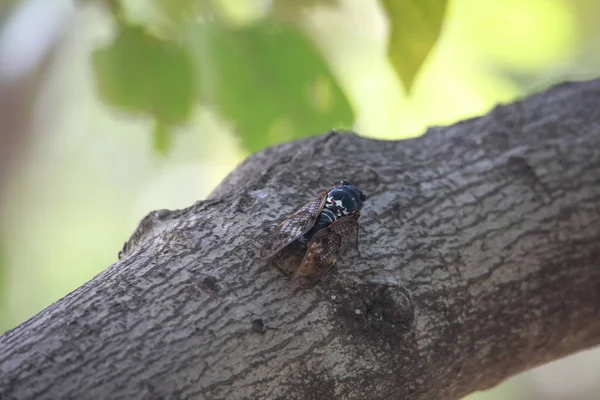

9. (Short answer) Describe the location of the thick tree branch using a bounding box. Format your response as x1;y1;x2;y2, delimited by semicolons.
2;80;600;400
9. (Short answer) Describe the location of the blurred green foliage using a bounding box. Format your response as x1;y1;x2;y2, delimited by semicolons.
0;245;4;300
191;19;353;152
381;0;447;92
0;245;6;333
92;0;447;153
93;25;195;153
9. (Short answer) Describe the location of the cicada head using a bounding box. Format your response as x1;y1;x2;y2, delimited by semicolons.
339;180;366;201
331;180;367;215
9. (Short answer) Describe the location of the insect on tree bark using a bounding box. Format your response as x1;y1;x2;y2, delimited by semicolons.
1;79;600;400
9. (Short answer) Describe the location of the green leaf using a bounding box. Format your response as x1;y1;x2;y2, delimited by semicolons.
271;0;339;22
92;25;195;152
381;0;448;92
152;122;173;155
191;19;354;153
150;0;202;22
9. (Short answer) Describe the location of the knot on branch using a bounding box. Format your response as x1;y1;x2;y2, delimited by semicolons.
327;278;415;341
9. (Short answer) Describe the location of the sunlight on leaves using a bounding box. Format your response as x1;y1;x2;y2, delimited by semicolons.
381;0;448;93
271;0;338;23
92;24;195;153
150;0;200;22
217;0;272;25
453;0;578;72
190;19;353;153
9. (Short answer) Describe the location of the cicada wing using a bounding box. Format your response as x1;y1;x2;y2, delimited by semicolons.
259;191;328;259
294;213;360;281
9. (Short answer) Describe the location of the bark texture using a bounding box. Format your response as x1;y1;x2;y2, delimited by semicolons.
2;79;600;400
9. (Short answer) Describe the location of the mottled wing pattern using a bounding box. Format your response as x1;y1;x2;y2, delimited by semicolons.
259;191;328;259
294;213;360;281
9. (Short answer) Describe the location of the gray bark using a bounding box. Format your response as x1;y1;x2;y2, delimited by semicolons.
2;79;600;400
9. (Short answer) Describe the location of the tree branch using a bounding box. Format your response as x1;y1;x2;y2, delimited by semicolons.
2;79;600;400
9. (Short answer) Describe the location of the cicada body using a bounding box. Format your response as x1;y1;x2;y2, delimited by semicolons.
260;180;367;283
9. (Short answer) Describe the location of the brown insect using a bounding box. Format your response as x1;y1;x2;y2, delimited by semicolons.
259;180;366;284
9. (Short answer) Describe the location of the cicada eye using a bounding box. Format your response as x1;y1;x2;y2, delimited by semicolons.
340;179;352;186
360;191;367;202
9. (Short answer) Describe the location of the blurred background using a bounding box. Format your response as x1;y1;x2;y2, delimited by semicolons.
1;0;600;398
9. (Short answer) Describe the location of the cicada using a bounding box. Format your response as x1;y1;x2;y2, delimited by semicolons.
260;180;367;283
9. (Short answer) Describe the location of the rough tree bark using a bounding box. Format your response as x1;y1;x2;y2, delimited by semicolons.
2;79;600;400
